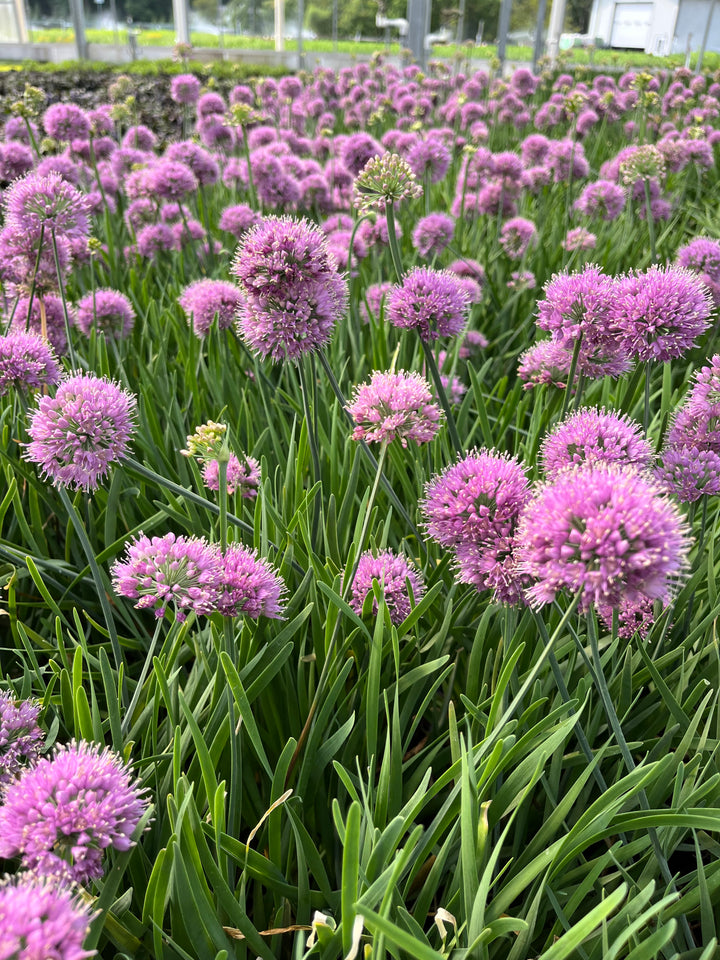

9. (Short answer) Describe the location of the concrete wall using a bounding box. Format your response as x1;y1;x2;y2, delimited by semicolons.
588;0;717;54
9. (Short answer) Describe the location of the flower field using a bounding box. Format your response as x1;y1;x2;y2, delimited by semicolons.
2;60;720;959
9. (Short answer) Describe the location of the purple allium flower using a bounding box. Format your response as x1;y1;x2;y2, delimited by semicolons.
219;203;259;240
347;370;441;446
0;691;43;786
0;332;61;396
203;453;260;497
360;281;394;323
677;237;720;305
562;227;597;251
545;139;590;182
197;91;226;118
540;408;653;480
454;536;528;605
112;531;223;620
406;137;451;183
121;125;157;151
170;73;202;105
43;103;90;142
3;172;90;242
574;180;626;221
0;141;34;181
508;270;536;291
146;160;197;202
0;876;94;960
135;223;174;258
0;740;147;883
165;141;219;186
411;213;455;258
666;356;720;452
499;217;537;259
516;463;690;612
233;217;348;361
517;339;573;389
421;449;530;549
216;543;286;619
75;289;135;339
615;266;712;363
350;549;424;625
537;265;630;379
657;446;720;502
341;132;383;176
179;279;243;337
387;268;469;342
25;374;136;491
521;133;551;166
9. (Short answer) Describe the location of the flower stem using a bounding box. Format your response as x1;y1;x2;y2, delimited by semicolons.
644;362;652;434
120;616;164;736
315;348;426;552
385;201;404;283
560;335;583;422
57;486;127;706
297;356;322;547
51;229;77;369
420;337;463;458
286;441;388;783
643;179;657;264
586;611;695;952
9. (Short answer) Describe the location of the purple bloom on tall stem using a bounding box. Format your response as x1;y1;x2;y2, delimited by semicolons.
75;289;135;338
0;876;95;960
516;463;690;612
0;332;61;396
411;213;455;257
203;454;260;497
563;227;597;251
615;265;713;362
3;172;90;242
179;279;243;337
11;294;68;354
112;531;223;621
540;408;653;480
43;103;90;141
350;549;424;625
216;543;286;619
219;203;259;240
499;217;537;259
421;449;530;549
171;73;202;105
0;740;147;884
574;180;626;221
387;268;469;342
657;446;720;502
666;355;720;452
232;216;348;362
677;237;720;305
518;340;573;389
25;374;136;491
0;690;43;786
347;370;442;447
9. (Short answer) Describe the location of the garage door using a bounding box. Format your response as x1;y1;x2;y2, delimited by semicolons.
610;2;653;48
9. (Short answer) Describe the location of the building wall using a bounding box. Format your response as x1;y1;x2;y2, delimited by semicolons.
673;0;720;52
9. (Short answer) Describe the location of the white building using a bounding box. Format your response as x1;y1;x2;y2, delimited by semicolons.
587;0;719;56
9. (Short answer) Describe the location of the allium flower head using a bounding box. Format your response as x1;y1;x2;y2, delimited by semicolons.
75;289;135;338
112;531;223;620
562;227;596;251
347;370;442;446
203;454;260;497
615;265;712;362
619;144;666;184
353;152;422;213
518;339;573;389
540;408;653;480
0;740;147;883
350;549;424;625
341;132;383;176
387;267;469;341
405;137;452;183
677;236;720;305
219;203;259;240
43;103;90;142
178;279;243;337
25;374;136;491
0;691;43;786
667;355;720;451
170;73;201;105
0;875;94;960
657;446;720;502
0;332;60;396
411;213;455;258
454;536;529;605
574;180;626;221
216;543;286;618
146;160;197;202
4;172;90;242
233;217;348;361
499;217;537;259
516;463;690;612
422;449;531;549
